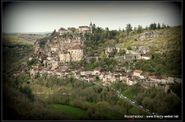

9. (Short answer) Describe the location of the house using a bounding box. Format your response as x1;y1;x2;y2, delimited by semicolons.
58;44;83;63
79;26;91;33
124;77;137;86
148;75;162;84
124;50;142;60
137;46;150;55
131;46;137;51
30;68;39;78
160;79;167;84
50;47;58;52
113;44;122;53
92;69;101;76
59;52;71;63
114;56;125;62
102;73;117;83
86;56;99;63
80;71;93;76
99;73;105;80
58;28;68;35
174;78;181;84
105;47;116;57
133;70;143;78
28;57;33;61
124;53;137;61
167;77;175;84
52;71;62;77
68;44;83;61
141;55;151;60
139;31;159;41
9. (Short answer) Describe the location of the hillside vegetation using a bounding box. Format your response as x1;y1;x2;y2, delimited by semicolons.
3;25;182;119
127;27;181;77
84;25;181;77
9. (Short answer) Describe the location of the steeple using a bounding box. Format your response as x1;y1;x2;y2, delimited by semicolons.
90;21;92;26
90;21;93;33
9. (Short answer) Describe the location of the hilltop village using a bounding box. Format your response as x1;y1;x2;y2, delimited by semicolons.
28;24;181;92
4;23;181;119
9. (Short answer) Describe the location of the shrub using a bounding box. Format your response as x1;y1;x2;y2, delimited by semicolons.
19;86;34;101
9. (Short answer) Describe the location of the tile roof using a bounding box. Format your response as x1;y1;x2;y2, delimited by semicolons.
133;70;143;74
69;44;82;50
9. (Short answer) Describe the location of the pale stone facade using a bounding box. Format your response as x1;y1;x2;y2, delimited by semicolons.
68;49;83;61
59;53;71;63
79;26;91;33
133;70;143;77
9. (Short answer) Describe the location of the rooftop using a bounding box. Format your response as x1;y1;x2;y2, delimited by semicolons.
79;26;89;28
133;70;143;74
59;28;67;31
69;44;82;50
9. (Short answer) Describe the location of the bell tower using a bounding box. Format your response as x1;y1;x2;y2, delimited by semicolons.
90;21;93;33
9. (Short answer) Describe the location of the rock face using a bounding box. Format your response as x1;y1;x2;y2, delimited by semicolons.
32;28;85;70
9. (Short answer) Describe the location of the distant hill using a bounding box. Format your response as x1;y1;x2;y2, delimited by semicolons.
3;32;51;42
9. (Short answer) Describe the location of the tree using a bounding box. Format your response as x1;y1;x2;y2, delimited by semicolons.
99;51;106;59
51;29;57;37
133;27;137;33
149;23;157;30
162;24;167;29
157;23;161;29
105;27;110;39
109;30;118;39
92;24;96;33
119;49;126;55
137;25;143;33
19;86;34;101
125;24;132;36
145;26;149;30
166;25;170;28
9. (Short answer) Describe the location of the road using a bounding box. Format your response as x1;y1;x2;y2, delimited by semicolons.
113;89;153;115
93;81;158;115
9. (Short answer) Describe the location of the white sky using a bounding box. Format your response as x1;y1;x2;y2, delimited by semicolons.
3;1;181;33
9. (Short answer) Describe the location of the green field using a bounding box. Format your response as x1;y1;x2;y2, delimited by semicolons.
50;104;88;119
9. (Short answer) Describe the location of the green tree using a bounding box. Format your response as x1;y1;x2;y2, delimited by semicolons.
149;23;157;30
137;25;143;33
19;86;34;101
126;24;132;36
157;23;161;29
162;24;167;29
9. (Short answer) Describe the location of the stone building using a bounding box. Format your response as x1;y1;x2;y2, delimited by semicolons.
133;70;143;77
59;52;71;63
138;31;159;41
79;26;91;33
68;44;84;61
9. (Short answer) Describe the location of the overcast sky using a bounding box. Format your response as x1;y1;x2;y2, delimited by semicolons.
3;1;181;33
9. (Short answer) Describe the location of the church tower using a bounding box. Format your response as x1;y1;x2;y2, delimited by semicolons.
90;22;93;33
